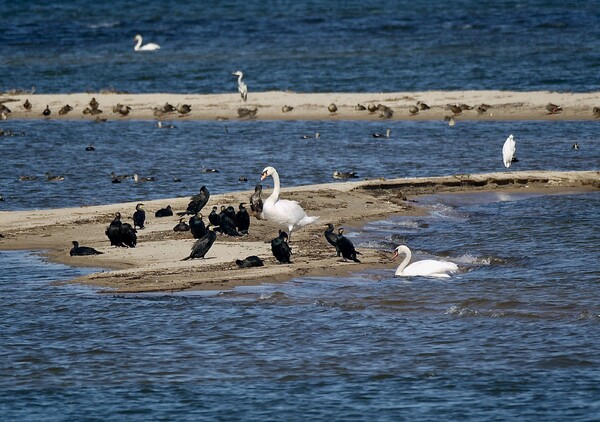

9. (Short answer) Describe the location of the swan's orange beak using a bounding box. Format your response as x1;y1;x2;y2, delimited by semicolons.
260;172;267;181
392;250;398;259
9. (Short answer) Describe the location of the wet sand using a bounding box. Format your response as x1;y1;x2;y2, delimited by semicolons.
0;170;598;293
2;90;600;121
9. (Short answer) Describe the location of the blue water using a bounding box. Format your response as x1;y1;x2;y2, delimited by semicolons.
1;191;599;420
1;1;599;93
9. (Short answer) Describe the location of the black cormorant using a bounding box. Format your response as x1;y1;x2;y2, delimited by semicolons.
70;241;103;256
189;212;207;239
133;203;145;229
235;256;264;268
271;230;292;263
120;222;137;248
42;105;51;118
184;185;210;215
336;228;361;262
235;203;250;234
105;212;124;247
181;226;217;260
324;223;340;256
220;206;240;236
173;218;190;232
208;206;221;227
155;205;173;217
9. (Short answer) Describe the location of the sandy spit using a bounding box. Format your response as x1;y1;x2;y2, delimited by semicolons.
0;170;598;293
2;90;600;121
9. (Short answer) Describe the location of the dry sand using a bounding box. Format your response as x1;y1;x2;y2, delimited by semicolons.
0;170;598;293
2;90;600;121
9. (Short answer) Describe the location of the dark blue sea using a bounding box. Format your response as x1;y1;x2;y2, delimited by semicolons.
1;1;600;420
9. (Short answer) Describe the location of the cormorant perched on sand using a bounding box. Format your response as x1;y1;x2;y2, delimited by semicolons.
120;222;137;248
133;203;145;229
324;223;340;256
249;184;263;219
220;206;240;236
23;99;32;111
235;203;250;234
189;212;207;239
235;256;264;268
271;230;292;264
89;97;99;109
184;186;210;215
59;104;73;115
336;228;361;262
42;105;51;118
208;206;221;227
70;241;103;256
105;212;124;246
155;205;173;217
173;217;190;232
177;104;191;116
181;225;217;260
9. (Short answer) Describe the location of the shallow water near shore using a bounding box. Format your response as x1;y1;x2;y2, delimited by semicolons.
1;191;599;420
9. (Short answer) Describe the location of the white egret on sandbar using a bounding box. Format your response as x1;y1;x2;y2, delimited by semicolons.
502;134;516;169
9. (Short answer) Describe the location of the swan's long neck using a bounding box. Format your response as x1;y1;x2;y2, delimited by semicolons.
134;37;142;51
395;246;412;275
267;170;280;204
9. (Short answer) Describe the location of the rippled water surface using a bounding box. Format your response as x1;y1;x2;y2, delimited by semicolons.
1;191;599;420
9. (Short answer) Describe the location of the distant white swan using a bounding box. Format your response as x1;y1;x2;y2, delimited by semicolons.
260;166;319;238
393;245;458;278
232;70;248;102
502;134;516;168
133;34;160;51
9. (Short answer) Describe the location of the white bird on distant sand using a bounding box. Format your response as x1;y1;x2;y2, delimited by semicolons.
133;34;160;51
260;166;319;239
232;71;248;102
502;134;516;169
393;245;458;278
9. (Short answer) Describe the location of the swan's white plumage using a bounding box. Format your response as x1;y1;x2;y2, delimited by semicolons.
393;245;458;278
134;34;160;51
260;166;319;236
502;134;516;168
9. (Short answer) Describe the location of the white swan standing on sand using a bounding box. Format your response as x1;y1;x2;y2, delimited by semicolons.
232;71;248;102
260;166;319;239
502;134;516;168
393;245;458;278
133;34;160;51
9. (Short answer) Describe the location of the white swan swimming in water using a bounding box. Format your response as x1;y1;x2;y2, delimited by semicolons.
133;34;160;51
260;166;319;238
502;134;516;168
393;245;458;278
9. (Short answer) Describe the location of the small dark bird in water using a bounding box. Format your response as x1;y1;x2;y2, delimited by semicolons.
367;102;377;114
59;104;73;115
372;128;391;138
250;184;263;219
546;103;563;114
300;133;320;139
42;105;51;118
70;241;103;256
19;175;38;181
271;230;292;263
200;168;219;173
220;206;241;236
336;227;361;262
120;222;137;248
89;97;99;109
184;185;210;215
235;203;250;234
593;107;600;118
572;143;579;150
417;101;430;110
173;217;190;232
324;223;340;256
45;172;64;181
133;174;156;182
155;205;173;217
408;105;419;115
85;144;95;151
332;171;359;179
235;255;264;268
110;172;130;182
177;104;191;116
133;203;145;229
237;107;258;119
182;225;217;260
328;103;338;115
189;212;207;239
156;121;176;129
239;176;248;182
208;206;221;228
355;103;366;111
23;99;32;111
281;105;293;113
105;212;124;246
